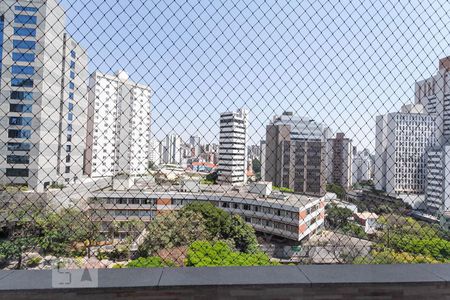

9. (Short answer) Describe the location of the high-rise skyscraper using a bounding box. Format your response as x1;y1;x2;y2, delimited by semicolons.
218;109;248;185
189;135;201;157
374;104;436;194
264;112;331;195
415;57;450;215
0;1;88;191
84;71;152;177
162;133;182;165
352;148;373;183
148;139;160;166
326;133;353;189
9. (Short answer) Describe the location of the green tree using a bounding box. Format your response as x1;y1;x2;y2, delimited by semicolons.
123;256;175;268
252;158;261;174
325;204;353;229
0;237;39;269
37;208;101;257
181;202;259;253
326;184;346;199
205;172;218;183
185;240;278;267
138;210;210;256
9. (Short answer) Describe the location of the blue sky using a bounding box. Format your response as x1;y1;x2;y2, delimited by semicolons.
60;0;450;152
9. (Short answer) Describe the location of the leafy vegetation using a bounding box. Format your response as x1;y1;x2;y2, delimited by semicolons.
272;186;294;193
119;256;176;268
326;184;346;199
325;204;353;229
182;202;259;253
138;209;210;256
185;241;278;267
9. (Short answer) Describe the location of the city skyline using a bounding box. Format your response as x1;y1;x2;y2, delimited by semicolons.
59;0;450;151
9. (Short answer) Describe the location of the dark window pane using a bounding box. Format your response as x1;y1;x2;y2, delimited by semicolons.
13;40;36;50
6;168;29;177
9;117;32;126
7;155;29;164
7;142;31;151
14;15;37;25
11;78;33;87
12;52;35;62
8;129;31;139
14;27;36;37
11;91;33;100
11;65;35;75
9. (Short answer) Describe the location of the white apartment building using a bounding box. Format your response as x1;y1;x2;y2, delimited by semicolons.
84;71;152;177
218;109;248;185
162;134;182;165
148;139;160;166
0;0;88;191
424;146;450;214
415;57;450;146
352;148;373;183
415;57;450;215
374;104;436;194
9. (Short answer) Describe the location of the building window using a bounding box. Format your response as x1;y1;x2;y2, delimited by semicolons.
70;61;75;69
11;65;35;75
8;129;31;139
11;78;33;87
9;117;32;126
67;112;73;121
7;142;31;151
15;6;39;12
10;104;32;113
13;40;36;50
12;52;35;63
68;103;74;111
66;155;71;163
69;82;75;89
70;71;75;79
70;50;76;58
66;145;72;152
65;166;70;173
7;155;29;164
14;15;37;25
6;168;29;177
11;91;33;100
13;27;36;37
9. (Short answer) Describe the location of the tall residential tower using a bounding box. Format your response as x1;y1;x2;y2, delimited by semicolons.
0;0;88;191
84;71;152;177
218;109;248;185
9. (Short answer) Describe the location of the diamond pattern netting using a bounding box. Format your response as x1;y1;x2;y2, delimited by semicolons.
0;0;449;270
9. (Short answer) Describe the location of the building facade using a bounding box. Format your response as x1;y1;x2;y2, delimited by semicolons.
88;184;332;242
415;57;450;216
84;71;152;177
352;148;373;183
264;112;330;196
162;133;182;165
0;0;88;191
326;133;353;189
374;104;436;194
218;109;248;185
148;139;160;166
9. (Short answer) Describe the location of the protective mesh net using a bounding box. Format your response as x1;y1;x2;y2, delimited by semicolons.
0;0;449;270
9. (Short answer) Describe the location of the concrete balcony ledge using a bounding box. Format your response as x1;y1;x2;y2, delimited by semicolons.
0;264;450;299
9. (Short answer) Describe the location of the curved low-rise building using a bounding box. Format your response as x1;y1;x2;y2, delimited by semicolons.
88;183;335;241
